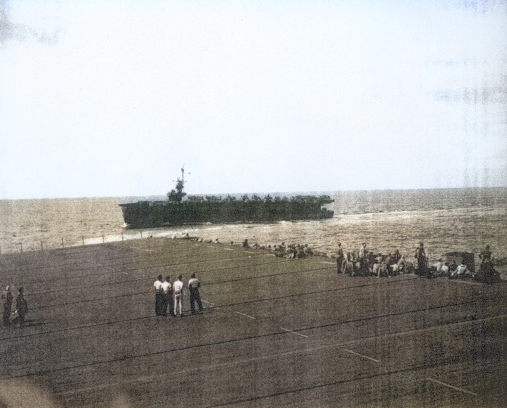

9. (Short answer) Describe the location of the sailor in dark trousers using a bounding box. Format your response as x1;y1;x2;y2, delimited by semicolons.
15;287;28;327
2;286;13;328
415;242;428;276
336;242;344;274
161;276;173;316
188;273;203;314
153;275;164;316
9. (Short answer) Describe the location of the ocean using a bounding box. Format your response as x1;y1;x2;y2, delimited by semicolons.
1;188;506;265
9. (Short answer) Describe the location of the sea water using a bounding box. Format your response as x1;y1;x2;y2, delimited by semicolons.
0;188;506;263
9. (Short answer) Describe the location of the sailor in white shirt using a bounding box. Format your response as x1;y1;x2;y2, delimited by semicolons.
161;276;172;316
451;261;468;278
441;262;450;276
153;275;164;316
173;275;184;316
432;259;443;273
358;243;367;260
188;273;203;314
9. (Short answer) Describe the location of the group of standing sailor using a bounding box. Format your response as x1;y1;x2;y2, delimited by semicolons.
2;286;28;328
153;274;203;317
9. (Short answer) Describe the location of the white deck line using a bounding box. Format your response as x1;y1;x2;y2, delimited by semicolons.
449;279;481;286
55;315;506;400
57;316;500;398
280;327;309;338
321;261;336;265
201;299;216;310
236;311;256;320
426;377;479;396
57;341;347;397
343;349;381;363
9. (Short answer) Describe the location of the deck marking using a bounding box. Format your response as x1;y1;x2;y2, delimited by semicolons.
244;251;256;254
343;349;380;363
224;248;234;251
201;299;216;312
426;378;478;396
321;261;336;265
56;325;494;398
53;315;506;399
280;327;308;338
236;312;256;320
56;342;345;397
449;279;481;286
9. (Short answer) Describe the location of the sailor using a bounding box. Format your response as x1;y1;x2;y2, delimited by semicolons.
479;245;493;270
441;262;450;277
358;243;367;260
392;249;401;265
188;273;203;314
414;242;427;276
15;287;28;327
153;275;164;316
161;276;172;316
336;242;344;274
432;259;444;275
173;275;184;317
451;260;468;278
357;243;368;275
2;286;13;328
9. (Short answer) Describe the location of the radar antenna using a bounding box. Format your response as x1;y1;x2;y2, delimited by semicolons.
172;165;189;187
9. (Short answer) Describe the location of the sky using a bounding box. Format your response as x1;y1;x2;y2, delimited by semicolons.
0;0;506;199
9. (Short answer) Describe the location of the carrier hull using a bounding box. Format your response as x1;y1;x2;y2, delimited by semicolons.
120;195;334;228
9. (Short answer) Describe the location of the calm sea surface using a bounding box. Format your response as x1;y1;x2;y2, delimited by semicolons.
1;188;506;263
